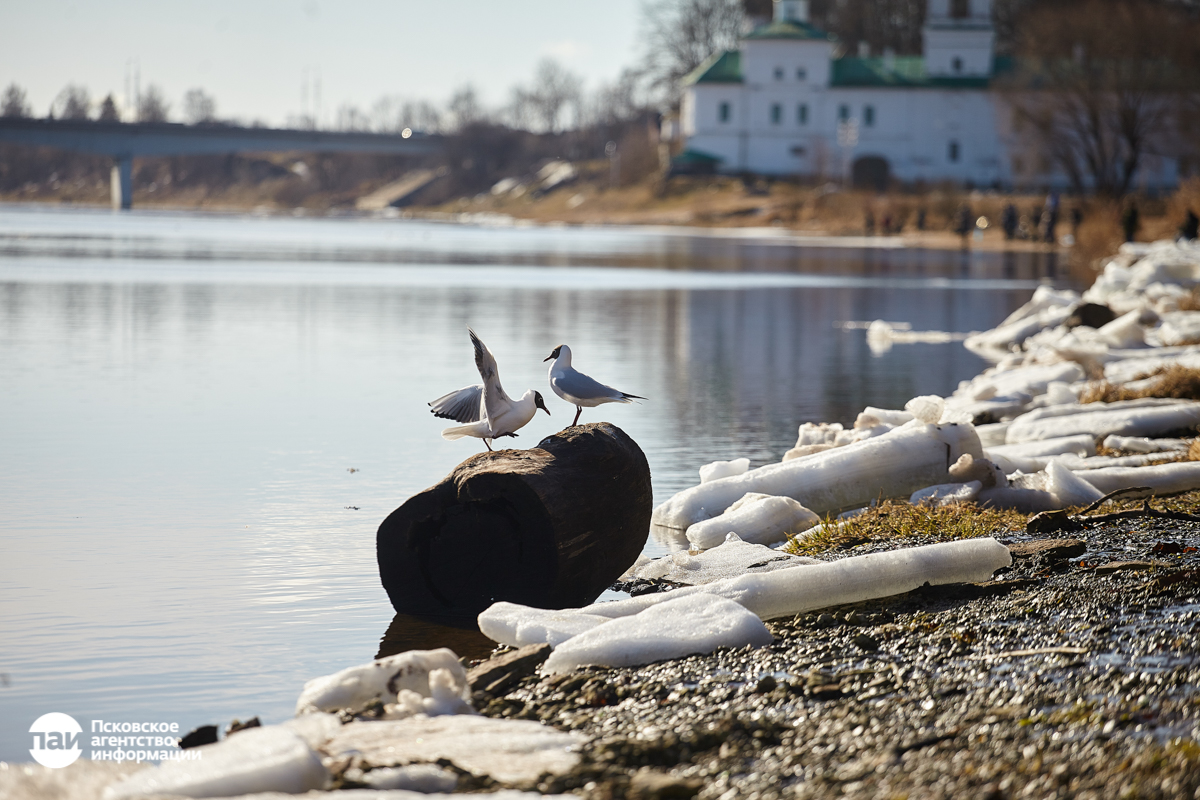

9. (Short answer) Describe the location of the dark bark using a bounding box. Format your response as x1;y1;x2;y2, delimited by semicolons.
377;422;652;623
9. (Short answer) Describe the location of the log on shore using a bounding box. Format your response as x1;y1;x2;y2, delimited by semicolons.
377;422;652;621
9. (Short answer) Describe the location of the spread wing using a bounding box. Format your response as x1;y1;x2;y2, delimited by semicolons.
428;384;484;423
469;328;512;424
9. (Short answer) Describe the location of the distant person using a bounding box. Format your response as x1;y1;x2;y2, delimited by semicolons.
1041;203;1059;245
1001;203;1018;240
864;209;875;236
1121;199;1140;243
954;204;973;246
916;208;927;231
1071;206;1083;238
881;212;893;235
1180;208;1199;242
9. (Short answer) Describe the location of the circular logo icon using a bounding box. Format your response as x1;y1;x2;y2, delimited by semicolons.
29;712;83;768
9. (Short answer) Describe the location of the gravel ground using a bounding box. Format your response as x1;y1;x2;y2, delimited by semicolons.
476;519;1200;800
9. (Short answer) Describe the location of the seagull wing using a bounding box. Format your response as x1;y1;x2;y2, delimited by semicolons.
553;367;623;403
469;328;512;424
428;384;484;423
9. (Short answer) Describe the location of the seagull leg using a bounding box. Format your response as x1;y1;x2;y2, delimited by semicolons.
483;439;493;452
572;406;582;427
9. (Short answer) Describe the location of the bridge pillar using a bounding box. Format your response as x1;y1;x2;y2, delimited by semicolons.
110;156;133;210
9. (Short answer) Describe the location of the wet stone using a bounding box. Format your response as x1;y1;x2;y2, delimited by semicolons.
1007;538;1087;560
468;642;552;696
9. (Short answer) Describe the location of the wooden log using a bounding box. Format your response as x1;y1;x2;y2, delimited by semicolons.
377;422;652;622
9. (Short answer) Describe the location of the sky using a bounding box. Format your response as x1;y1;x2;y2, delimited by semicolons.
1;0;646;127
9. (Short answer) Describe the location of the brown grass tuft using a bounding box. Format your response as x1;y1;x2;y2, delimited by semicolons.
784;499;1030;557
1079;365;1200;403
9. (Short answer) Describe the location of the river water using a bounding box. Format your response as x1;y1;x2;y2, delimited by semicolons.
0;204;1064;760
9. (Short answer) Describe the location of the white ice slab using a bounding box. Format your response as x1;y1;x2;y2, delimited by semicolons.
103;726;327;799
1005;400;1200;444
627;535;818;584
295;648;469;715
350;764;458;792
1071;461;1200;496
323;716;584;785
477;603;610;649
652;421;983;530
1103;435;1192;453
979;460;1103;512
699;457;750;483
542;594;773;674
567;538;1011;622
987;434;1097;459
685;493;820;549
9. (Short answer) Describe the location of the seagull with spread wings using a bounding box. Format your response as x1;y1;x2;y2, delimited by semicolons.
429;329;549;451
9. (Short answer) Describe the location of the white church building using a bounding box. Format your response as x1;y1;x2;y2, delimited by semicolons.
679;0;1024;188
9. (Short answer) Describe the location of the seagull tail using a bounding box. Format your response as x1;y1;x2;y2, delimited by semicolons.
620;392;646;403
441;425;474;440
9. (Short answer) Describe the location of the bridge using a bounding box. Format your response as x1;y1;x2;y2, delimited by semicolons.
0;118;441;210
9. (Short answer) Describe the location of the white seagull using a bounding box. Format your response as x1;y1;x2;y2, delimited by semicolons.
544;344;645;427
430;329;549;451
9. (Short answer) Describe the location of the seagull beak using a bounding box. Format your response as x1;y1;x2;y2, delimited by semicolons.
543;354;554;362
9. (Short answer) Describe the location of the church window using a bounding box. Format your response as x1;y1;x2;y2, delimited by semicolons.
952;56;964;74
950;0;970;18
864;105;875;126
797;103;808;124
771;103;782;124
719;102;731;122
774;67;784;80
838;104;850;121
796;67;807;81
948;140;960;162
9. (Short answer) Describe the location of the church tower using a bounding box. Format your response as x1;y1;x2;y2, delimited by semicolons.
923;0;995;78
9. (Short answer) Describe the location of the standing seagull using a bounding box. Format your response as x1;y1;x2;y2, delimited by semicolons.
544;344;644;427
430;329;549;451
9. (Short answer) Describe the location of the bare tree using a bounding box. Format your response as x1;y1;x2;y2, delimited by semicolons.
53;84;91;120
506;86;538;131
524;59;583;132
137;85;170;122
447;85;485;131
2;84;30;118
98;94;120;121
335;104;372;131
640;0;744;99
1003;0;1200;196
182;88;216;124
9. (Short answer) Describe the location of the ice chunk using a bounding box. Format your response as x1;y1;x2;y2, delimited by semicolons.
905;395;945;424
910;481;982;506
685;493;820;549
280;712;342;750
353;763;458;792
1072;461;1200;496
855;406;913;429
980;460;1103;511
567;539;1011;623
477;602;609;648
1096;308;1147;348
652;421;983;530
388;668;476;719
323;716;584;785
699;457;751;483
1044;381;1079;406
987;434;1097;459
295;648;469;715
103;726;326;799
626;536;820;584
542;594;773;674
1005;399;1200;443
1103;435;1191;453
948;453;1006;488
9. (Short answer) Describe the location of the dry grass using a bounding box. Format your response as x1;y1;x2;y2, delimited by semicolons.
1078;365;1200;403
783;499;1031;557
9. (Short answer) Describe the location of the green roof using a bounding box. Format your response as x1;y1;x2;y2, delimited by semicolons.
672;149;723;165
682;50;742;85
743;19;834;41
830;55;1014;88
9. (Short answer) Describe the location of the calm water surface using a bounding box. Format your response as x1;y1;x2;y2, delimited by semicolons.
0;205;1064;760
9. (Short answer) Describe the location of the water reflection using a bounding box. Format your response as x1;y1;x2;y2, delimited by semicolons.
376;613;495;662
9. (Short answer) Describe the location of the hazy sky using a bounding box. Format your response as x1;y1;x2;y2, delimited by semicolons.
1;0;646;126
